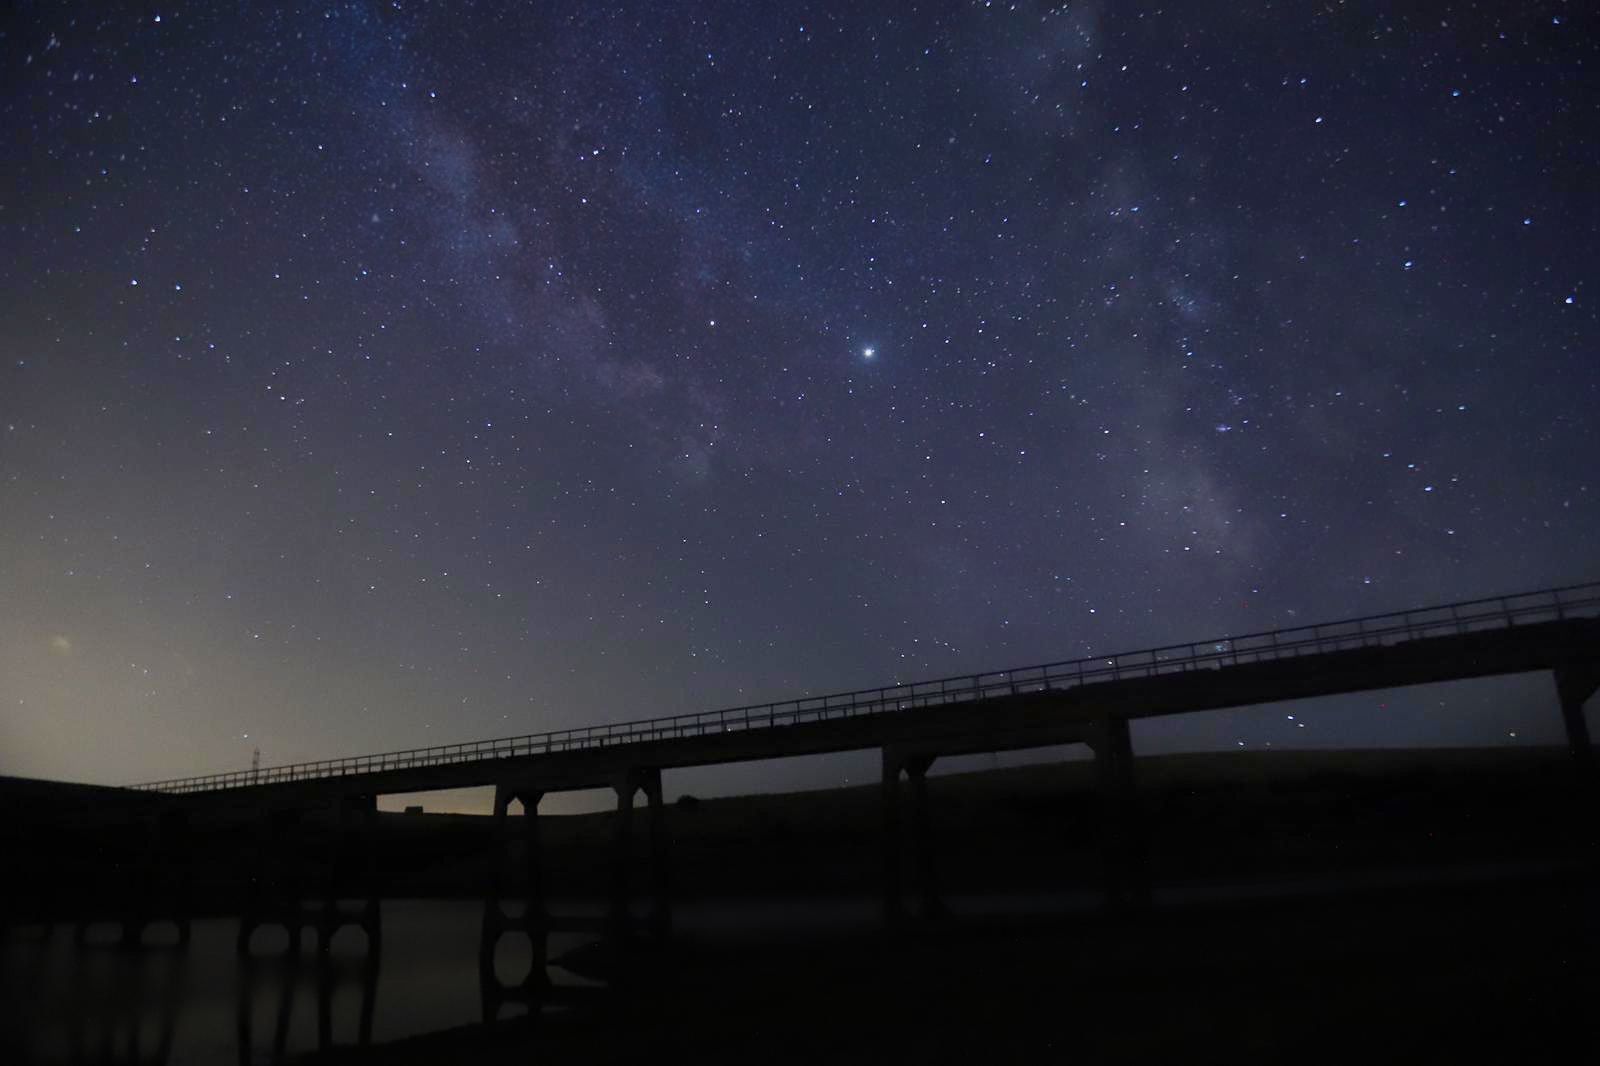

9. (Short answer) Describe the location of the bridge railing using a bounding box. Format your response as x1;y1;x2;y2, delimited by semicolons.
130;581;1600;795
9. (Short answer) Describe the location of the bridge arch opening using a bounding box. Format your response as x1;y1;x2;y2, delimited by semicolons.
654;746;1106;913
377;785;495;816
1130;673;1577;755
1111;673;1596;895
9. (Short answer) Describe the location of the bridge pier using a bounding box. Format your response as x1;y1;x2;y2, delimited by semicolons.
611;773;634;935
480;767;671;1019
480;782;549;1021
1554;666;1598;789
317;793;383;955
1090;717;1149;913
64;821;191;1066
237;795;382;959
75;804;193;949
610;767;670;937
644;769;671;935
882;748;942;926
237;807;306;957
881;749;902;926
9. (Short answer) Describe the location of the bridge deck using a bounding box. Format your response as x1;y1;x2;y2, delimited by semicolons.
132;583;1600;803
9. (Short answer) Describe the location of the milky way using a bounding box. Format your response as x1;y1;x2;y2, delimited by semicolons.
2;3;1595;800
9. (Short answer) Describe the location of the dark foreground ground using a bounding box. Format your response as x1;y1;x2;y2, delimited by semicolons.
4;747;1597;1062
305;870;1598;1065
332;746;1600;1063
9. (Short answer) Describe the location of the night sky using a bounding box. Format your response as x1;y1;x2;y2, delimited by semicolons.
3;2;1596;805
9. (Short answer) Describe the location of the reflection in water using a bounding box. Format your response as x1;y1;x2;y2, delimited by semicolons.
236;921;382;1063
1;923;54;1059
479;913;550;1024
11;920;190;1066
480;783;553;1025
1;901;608;1064
317;933;382;1052
235;953;297;1066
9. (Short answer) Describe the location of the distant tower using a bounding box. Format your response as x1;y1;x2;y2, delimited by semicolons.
252;746;260;784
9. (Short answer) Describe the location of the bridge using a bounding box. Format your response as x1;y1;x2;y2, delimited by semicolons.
133;581;1600;799
30;582;1600;1023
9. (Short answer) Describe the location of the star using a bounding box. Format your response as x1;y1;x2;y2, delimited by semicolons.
862;346;875;359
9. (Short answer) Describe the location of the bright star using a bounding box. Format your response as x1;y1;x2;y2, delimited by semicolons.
862;346;875;359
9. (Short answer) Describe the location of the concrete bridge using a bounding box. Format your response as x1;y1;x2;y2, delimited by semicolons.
40;583;1600;1022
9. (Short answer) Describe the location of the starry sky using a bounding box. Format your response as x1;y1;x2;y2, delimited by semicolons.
2;2;1596;803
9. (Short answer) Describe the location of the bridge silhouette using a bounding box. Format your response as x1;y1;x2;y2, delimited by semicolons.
58;582;1600;1020
133;581;1600;799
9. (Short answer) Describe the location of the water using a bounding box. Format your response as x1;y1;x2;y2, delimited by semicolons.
4;893;1050;1062
1;899;605;1064
2;861;1569;1063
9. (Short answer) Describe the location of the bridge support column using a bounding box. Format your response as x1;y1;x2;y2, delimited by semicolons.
906;755;944;919
66;810;191;1066
609;767;670;938
82;805;193;950
237;807;306;957
1554;666;1598;790
641;768;671;936
610;773;637;935
882;749;904;927
317;793;382;957
882;748;943;927
1091;717;1149;914
238;796;383;970
480;783;548;1022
